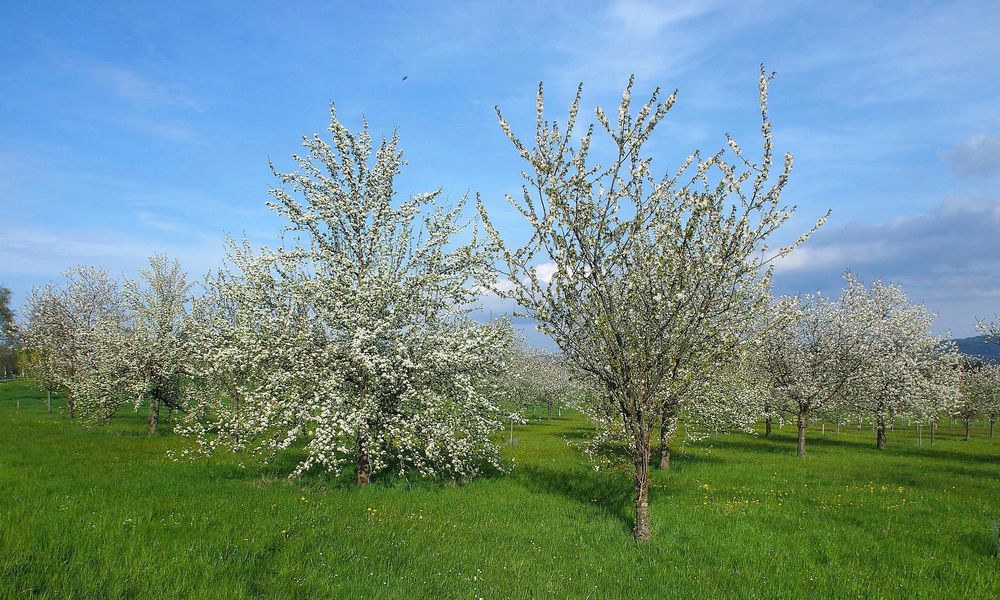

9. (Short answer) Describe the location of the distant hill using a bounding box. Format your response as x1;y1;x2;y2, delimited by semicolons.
953;335;1000;363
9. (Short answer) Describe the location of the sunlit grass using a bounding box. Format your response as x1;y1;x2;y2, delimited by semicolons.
1;379;997;598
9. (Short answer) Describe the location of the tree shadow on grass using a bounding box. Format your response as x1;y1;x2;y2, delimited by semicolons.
658;451;726;470
212;446;515;495
514;464;634;531
809;434;1000;466
708;434;1000;467
711;433;881;454
914;462;1000;484
960;527;1000;558
559;426;599;443
514;462;703;536
883;444;1000;466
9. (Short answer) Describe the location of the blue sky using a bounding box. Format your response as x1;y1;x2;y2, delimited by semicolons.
2;0;999;341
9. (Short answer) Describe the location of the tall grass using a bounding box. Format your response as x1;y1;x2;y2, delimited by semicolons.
1;379;997;598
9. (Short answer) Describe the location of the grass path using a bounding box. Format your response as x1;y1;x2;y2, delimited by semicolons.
1;379;998;598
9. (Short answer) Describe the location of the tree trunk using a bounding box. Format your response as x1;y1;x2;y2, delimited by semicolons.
857;415;862;432
876;416;886;449
148;395;160;435
916;423;922;446
931;420;937;445
796;408;808;458
964;420;971;441
765;415;772;438
66;396;74;419
657;413;677;470
46;391;51;413
356;436;371;486
633;442;651;541
990;418;995;439
658;442;670;470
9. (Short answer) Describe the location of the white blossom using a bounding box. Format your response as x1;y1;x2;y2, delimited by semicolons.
18;267;122;418
179;106;512;484
478;66;824;540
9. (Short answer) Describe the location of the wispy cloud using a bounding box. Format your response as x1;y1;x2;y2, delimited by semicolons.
0;224;224;281
547;0;725;93
135;211;180;233
75;59;203;111
610;0;718;36
42;50;206;142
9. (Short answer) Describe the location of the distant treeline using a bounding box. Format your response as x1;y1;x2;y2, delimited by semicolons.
954;335;1000;363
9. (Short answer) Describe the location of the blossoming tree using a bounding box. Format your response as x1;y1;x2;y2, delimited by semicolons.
19;285;63;412
758;278;869;458
19;268;122;418
479;68;824;540
508;340;580;419
653;343;768;470
958;362;1000;439
978;363;1000;438
72;255;193;433
979;318;999;342
180;107;513;484
841;280;961;449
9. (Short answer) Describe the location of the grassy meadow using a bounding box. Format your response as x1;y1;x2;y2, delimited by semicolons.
1;378;998;599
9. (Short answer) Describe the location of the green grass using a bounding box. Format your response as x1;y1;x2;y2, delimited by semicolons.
1;379;998;599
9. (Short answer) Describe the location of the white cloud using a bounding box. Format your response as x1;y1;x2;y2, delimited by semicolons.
939;133;1000;178
773;197;1000;336
535;261;557;283
773;242;887;275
